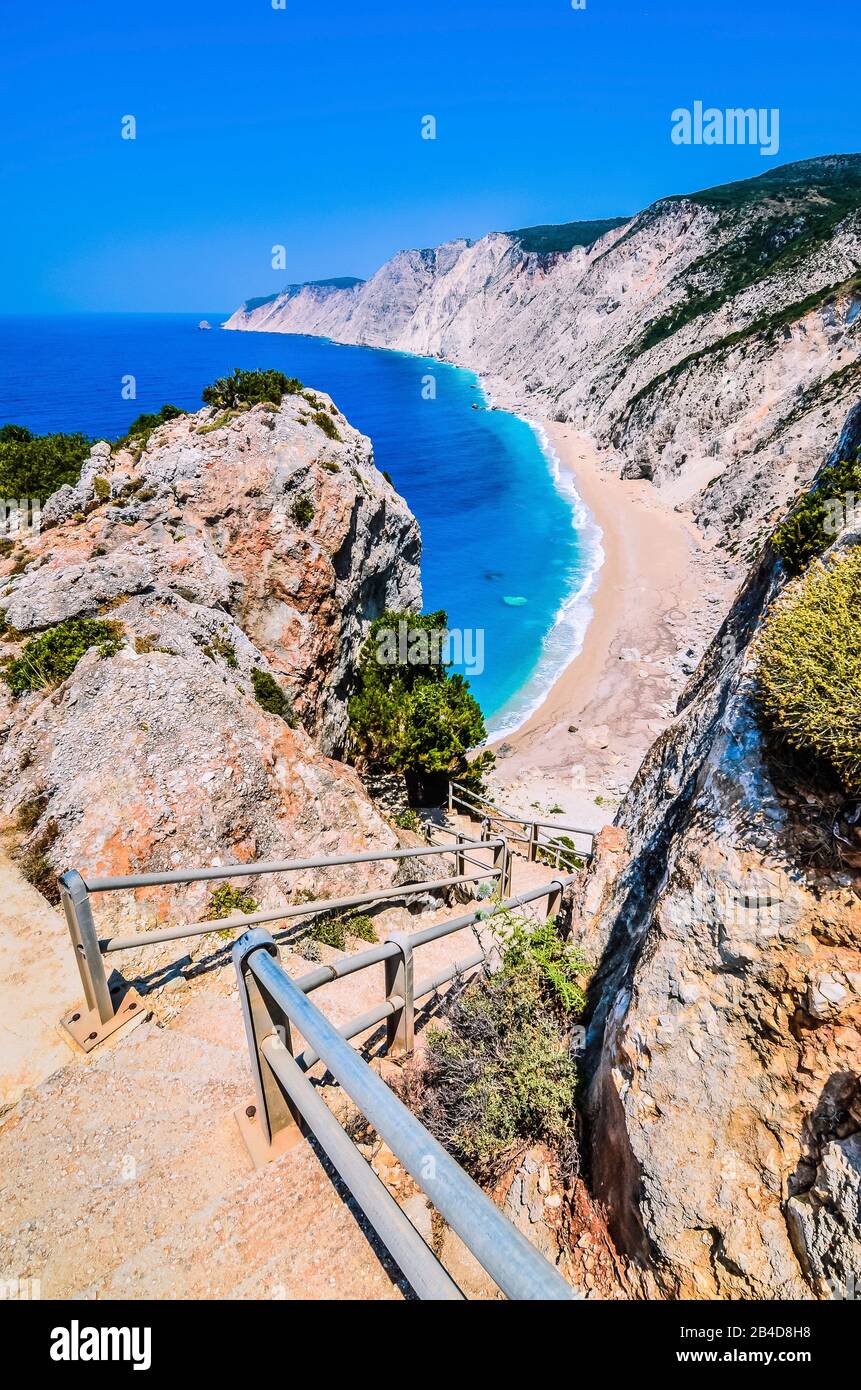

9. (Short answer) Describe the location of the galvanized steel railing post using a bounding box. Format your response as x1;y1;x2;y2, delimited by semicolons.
57;869;146;1052
247;942;579;1301
59;870;114;1023
491;836;505;889
528;822;539;862
383;932;414;1056
233;928;302;1167
546;880;564;922
454;833;465;878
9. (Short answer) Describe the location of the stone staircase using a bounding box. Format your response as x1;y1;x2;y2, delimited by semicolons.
0;988;405;1299
0;833;546;1301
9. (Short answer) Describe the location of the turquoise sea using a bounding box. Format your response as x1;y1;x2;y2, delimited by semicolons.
0;314;601;733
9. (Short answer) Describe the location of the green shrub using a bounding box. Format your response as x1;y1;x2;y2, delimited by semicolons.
197;410;239;434
251;668;297;725
201;368;302;412
311;410;341;442
756;547;861;792
394;809;420;831
498;913;589;1015
113;404;184;453
16;793;48;832
290;494;315;528
205;883;259;939
199;633;238;668
347;609;494;799
17;817;60;903
92;475;110;502
535;834;585;872
773;453;861;574
0;425;93;503
1;618;124;695
307;913;377;951
409;916;587;1180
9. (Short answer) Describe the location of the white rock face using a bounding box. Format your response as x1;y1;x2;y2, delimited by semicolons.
570;406;861;1299
226;156;861;550
0;393;421;940
3;392;421;754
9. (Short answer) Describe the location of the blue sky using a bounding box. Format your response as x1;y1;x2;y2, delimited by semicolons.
2;0;857;312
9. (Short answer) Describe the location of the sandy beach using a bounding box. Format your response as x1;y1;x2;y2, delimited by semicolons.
488;423;734;830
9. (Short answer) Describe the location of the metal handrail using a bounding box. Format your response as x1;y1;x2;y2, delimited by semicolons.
289;877;570;1069
57;834;508;1052
99;869;496;953
451;782;595;839
83;838;493;892
449;781;595;862
235;927;579;1301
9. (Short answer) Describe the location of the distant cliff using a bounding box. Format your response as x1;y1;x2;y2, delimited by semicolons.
227;155;861;553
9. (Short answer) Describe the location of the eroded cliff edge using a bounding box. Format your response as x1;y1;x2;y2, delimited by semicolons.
567;405;861;1299
0;392;421;946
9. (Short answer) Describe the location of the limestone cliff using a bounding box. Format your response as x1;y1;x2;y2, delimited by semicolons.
569;405;861;1299
227;155;861;552
0;393;421;942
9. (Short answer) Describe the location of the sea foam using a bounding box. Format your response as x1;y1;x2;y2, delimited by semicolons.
484;419;605;741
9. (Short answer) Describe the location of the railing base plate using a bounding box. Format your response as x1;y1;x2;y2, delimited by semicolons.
58;988;147;1053
235;1100;304;1169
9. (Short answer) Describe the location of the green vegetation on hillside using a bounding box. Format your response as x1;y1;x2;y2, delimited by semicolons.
0;425;92;503
243;277;364;313
310;409;341;441
773;451;861;573
407;914;589;1180
619;269;861;428
205;883;260;939
634;155;861;355
290;494;315;528
347;609;493;801
113;403;185;453
205;884;259;919
2;618;124;695
306;913;377;951
509;217;628;255
201;368;303;411
251;667;297;726
756;547;861;793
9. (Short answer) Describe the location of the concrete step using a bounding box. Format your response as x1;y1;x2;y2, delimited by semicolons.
0;990;404;1300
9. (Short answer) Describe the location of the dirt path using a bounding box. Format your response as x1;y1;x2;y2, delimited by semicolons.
0;838;83;1113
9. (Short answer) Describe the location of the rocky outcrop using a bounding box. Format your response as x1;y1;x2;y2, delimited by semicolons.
569;405;861;1299
0;394;421;942
227;156;861;551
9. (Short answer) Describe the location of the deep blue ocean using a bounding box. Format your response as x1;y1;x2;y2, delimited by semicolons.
0;313;600;732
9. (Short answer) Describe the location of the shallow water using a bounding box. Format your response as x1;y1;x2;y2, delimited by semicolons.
0;313;599;729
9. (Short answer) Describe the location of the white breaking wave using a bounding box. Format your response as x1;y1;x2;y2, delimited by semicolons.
484;418;605;742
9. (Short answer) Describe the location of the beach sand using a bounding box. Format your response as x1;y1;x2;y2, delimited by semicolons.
488;423;734;831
